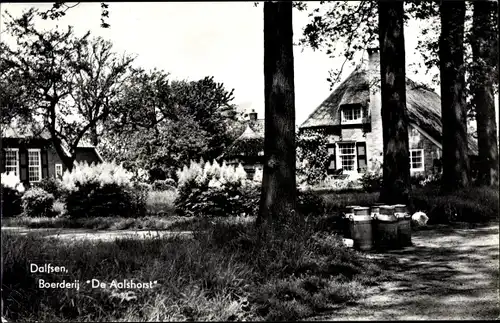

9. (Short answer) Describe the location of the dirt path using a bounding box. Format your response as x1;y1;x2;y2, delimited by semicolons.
1;226;193;241
309;222;500;320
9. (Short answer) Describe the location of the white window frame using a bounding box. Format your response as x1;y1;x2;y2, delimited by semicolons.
28;148;42;182
337;142;357;172
341;106;363;124
55;163;63;178
410;149;425;172
4;148;20;179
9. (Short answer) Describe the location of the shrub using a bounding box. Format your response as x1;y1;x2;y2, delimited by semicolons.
1;172;25;217
413;173;441;188
152;179;177;191
412;186;499;224
316;175;362;191
297;190;326;216
359;158;383;192
21;187;55;218
63;162;146;218
175;160;251;217
33;177;65;200
146;190;178;216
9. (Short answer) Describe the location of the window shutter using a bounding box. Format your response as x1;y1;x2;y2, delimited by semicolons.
41;149;49;179
1;149;5;173
19;149;28;182
327;144;336;174
356;142;367;173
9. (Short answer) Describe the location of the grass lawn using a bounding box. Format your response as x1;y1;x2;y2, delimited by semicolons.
2;219;394;322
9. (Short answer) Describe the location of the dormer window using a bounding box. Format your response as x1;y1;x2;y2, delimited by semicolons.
341;105;363;124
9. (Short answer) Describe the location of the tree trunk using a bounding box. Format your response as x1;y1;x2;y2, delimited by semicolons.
257;1;296;229
439;1;470;192
90;125;99;147
471;0;499;187
377;1;412;206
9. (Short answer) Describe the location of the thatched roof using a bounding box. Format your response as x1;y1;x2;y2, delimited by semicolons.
223;124;264;158
300;63;478;155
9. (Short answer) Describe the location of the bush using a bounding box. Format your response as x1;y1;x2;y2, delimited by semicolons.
315;175;362;191
146;190;178;216
412;186;499;224
21;187;55;218
1;186;23;217
63;162;146;218
33;177;65;200
152;179;177;191
297;190;326;216
175;160;251;217
359;158;383;192
1;172;25;217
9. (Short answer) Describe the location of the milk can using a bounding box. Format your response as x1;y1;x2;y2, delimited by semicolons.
374;205;399;250
349;206;373;251
394;204;412;247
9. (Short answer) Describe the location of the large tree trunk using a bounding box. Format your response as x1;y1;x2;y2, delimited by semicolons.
439;1;470;192
257;1;296;229
377;1;412;206
471;0;499;187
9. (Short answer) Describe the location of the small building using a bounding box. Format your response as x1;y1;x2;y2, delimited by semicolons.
219;109;264;178
1;125;104;187
299;48;478;177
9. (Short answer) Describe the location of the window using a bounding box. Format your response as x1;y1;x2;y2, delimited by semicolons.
410;149;424;171
28;149;42;182
4;149;20;178
338;143;356;171
55;163;63;179
341;106;363;124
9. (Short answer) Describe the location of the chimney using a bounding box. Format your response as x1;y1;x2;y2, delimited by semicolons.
248;109;257;121
366;47;380;73
366;47;380;87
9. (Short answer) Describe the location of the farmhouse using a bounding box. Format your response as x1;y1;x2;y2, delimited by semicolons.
1;124;103;186
300;48;478;177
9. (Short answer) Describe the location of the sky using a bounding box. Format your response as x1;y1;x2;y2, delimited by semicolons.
0;2;496;127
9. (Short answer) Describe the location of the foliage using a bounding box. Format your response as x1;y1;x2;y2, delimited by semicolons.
411;173;442;188
412;185;499;224
21;187;55;218
1;172;25;193
296;129;330;185
146;190;178;216
297;190;326;216
0;9;134;166
300;1;379;89
1;172;24;217
33;177;65;200
62;161;146;218
100;70;237;180
174;160;252;217
359;158;383;192
1;216;389;322
314;175;362;191
152;179;177;191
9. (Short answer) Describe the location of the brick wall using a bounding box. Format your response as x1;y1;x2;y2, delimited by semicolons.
409;125;442;176
47;144;66;178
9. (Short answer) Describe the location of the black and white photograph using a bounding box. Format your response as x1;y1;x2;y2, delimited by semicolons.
1;1;499;321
